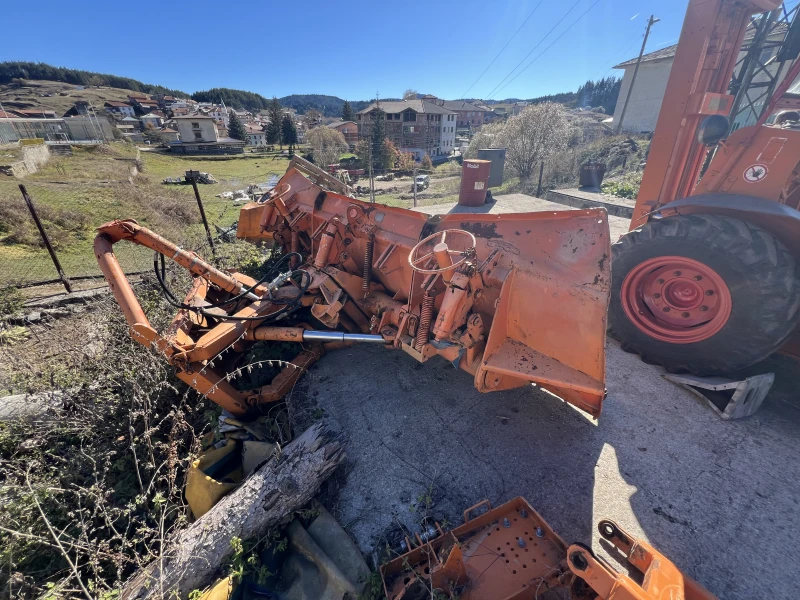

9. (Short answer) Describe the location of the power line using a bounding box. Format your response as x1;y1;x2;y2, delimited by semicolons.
489;0;604;100
459;0;545;99
483;0;585;100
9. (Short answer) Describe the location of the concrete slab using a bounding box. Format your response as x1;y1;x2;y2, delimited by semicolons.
292;341;800;600
546;188;636;219
413;193;631;241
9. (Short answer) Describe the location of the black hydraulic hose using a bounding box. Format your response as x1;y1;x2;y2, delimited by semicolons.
153;252;310;322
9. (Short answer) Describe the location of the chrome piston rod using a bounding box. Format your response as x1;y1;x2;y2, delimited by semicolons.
303;331;386;343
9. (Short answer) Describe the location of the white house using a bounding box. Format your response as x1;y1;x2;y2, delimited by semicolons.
440;112;456;155
105;101;135;117
174;115;219;143
140;113;164;129
209;106;229;127
247;130;267;146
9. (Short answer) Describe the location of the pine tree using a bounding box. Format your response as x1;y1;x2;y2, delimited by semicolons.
266;97;283;148
370;107;389;172
227;110;247;141
341;100;354;122
281;113;298;154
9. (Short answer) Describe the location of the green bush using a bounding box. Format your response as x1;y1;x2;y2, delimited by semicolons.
601;171;643;199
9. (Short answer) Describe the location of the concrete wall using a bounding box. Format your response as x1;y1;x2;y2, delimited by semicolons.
0;141;50;177
612;60;673;133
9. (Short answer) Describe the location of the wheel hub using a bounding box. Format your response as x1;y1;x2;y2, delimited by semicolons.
621;257;732;343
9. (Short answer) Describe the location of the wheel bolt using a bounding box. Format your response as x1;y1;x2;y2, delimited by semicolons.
706;290;714;296
674;271;682;276
700;305;708;312
694;275;703;281
657;279;664;284
653;293;661;298
682;312;690;318
663;307;670;312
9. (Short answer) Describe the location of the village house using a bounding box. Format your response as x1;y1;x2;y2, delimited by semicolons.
326;120;358;148
170;115;244;154
160;128;179;142
356;99;457;160
105;101;136;117
246;124;268;147
427;98;485;130
140;112;165;128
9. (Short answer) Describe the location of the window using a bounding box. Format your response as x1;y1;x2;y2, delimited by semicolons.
191;122;199;129
194;131;202;140
403;111;416;122
404;125;417;134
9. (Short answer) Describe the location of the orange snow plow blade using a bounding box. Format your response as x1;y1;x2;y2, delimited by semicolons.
96;166;610;417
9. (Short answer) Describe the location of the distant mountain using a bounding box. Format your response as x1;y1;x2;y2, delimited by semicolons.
279;95;373;118
191;88;270;111
0;61;186;97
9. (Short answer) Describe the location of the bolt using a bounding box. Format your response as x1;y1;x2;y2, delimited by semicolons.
518;537;526;548
657;278;664;284
694;275;703;281
653;293;661;298
520;509;528;518
682;312;690;318
706;290;714;296
663;307;671;312
700;305;708;312
535;527;545;538
503;518;511;528
674;271;682;276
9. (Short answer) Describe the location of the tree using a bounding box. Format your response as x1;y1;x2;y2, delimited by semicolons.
266;97;283;147
302;109;323;130
420;154;433;171
465;121;505;159
497;102;570;179
227;110;247;141
403;89;419;100
281;113;298;154
306;127;348;170
382;139;400;171
397;151;416;173
341;100;354;122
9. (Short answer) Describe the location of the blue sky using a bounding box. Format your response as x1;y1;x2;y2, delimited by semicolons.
2;0;689;101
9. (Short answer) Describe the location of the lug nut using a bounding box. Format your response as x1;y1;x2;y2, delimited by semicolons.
682;312;690;318
694;275;703;281
518;537;526;548
663;307;671;312
700;305;708;312
653;293;661;298
657;278;664;284
674;271;682;276
503;518;511;528
706;290;714;296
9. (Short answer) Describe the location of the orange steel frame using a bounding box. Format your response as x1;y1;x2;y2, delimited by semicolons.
380;496;717;600
95;167;611;418
631;0;787;229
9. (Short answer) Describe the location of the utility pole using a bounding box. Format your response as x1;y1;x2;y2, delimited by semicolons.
616;15;660;134
413;165;418;207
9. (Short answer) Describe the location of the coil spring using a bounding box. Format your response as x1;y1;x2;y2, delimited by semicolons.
362;236;374;298
415;292;434;351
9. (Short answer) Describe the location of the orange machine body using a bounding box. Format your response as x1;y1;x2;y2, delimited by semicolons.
96;166;611;418
380;497;717;600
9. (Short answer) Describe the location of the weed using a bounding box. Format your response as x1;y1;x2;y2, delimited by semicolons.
0;286;24;315
602;171;643;199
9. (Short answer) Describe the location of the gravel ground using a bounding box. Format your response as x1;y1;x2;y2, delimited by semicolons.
290;193;799;599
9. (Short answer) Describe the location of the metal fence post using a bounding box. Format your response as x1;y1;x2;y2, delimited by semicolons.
18;184;72;294
190;177;216;257
536;161;545;198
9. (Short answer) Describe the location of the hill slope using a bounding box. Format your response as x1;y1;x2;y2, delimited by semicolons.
0;80;134;116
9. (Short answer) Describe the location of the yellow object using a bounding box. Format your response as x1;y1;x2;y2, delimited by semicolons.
185;440;243;519
198;576;236;600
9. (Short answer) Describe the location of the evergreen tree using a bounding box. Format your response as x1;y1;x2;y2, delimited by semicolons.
266;97;283;147
341;100;354;122
369;106;390;172
227;110;247;141
281;113;298;154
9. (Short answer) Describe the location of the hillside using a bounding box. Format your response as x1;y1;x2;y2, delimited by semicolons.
0;61;186;97
0;80;134;116
279;95;373;118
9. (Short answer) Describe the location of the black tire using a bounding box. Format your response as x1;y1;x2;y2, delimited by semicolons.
609;214;800;375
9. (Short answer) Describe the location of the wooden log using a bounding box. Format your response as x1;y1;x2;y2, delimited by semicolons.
120;423;345;600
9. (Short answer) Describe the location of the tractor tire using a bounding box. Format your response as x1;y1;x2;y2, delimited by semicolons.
609;214;800;375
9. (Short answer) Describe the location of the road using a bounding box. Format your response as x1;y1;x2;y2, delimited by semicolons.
291;193;799;600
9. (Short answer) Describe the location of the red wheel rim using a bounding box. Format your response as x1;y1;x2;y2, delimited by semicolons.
621;256;732;344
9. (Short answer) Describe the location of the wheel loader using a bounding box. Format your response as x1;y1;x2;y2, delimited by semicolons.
610;0;800;375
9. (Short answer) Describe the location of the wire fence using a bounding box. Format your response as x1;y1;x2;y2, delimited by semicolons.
0;177;247;292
